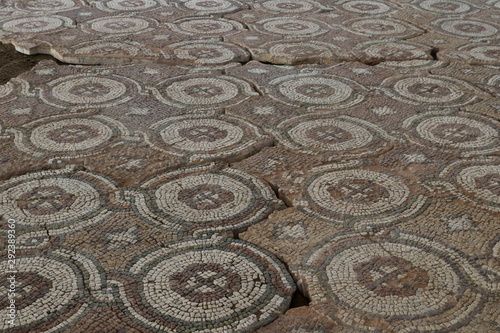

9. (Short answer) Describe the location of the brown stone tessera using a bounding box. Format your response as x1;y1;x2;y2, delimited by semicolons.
0;0;499;332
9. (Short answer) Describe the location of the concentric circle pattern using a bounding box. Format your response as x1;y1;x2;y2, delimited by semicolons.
403;111;499;156
270;74;364;109
382;75;479;107
0;168;116;248
2;16;66;34
153;75;256;107
273;114;392;159
88;17;151;34
31;118;114;152
297;165;428;228
15;0;80;12
121;237;295;332
147;114;271;163
126;165;281;235
433;18;498;38
0;255;81;329
301;231;486;332
40;74;138;108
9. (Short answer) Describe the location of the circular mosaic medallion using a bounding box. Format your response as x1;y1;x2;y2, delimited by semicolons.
30;118;114;152
148;115;271;163
276;116;380;154
0;168;115;247
302;231;482;331
43;74;135;108
154;75;256;108
173;18;243;35
256;17;328;37
341;0;393;15
305;169;410;217
280;77;352;104
460;44;500;63
267;41;336;60
259;0;316;13
382;76;477;106
0;255;81;329
123;237;295;332
106;0;157;11
160;118;243;151
2;16;64;33
271;75;363;109
183;0;237;12
127;166;279;235
357;41;430;61
434;18;498;38
166;78;237;104
328;242;460;317
457;165;500;206
415;0;473;14
347;18;422;38
156;174;254;223
18;0;79;12
0;176;101;227
172;42;243;64
89;17;150;34
412;115;498;150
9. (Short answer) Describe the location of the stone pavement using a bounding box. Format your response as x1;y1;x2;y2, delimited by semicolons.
0;0;499;332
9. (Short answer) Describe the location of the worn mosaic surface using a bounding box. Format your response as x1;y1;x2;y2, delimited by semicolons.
0;0;499;332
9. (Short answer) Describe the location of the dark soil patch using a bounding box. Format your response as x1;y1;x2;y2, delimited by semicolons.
0;42;58;85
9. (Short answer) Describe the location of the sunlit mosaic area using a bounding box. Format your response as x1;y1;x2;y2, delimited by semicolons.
0;0;499;332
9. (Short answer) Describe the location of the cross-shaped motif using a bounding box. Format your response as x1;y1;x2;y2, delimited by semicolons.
339;182;378;201
411;83;448;97
180;126;227;142
72;83;108;96
312;127;349;143
192;23;222;31
455;23;485;33
119;0;147;7
195;1;222;8
96;46;122;53
379;49;412;58
18;186;76;215
191;48;220;58
438;124;474;140
285;46;315;56
363;23;394;31
185;84;222;97
327;179;388;205
17;21;48;29
352;3;379;11
178;184;234;210
32;1;64;8
278;22;308;31
431;2;460;11
103;21;136;30
170;263;241;302
276;3;303;10
353;256;429;297
192;189;224;207
302;84;328;96
56;127;91;141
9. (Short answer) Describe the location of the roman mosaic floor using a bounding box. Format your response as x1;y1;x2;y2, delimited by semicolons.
0;0;499;332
